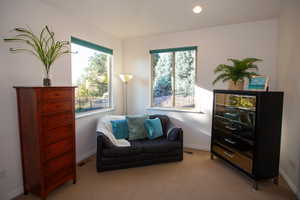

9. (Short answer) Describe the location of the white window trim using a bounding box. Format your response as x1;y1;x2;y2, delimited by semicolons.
149;48;198;111
75;107;115;119
146;106;204;114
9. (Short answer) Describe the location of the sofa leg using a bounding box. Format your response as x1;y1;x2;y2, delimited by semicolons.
96;164;102;172
273;176;279;185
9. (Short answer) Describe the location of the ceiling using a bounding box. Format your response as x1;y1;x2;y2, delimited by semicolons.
44;0;281;39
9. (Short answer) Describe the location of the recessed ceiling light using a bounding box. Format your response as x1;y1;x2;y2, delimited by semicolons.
193;6;202;14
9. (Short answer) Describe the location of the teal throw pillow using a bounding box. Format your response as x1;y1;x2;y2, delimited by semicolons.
111;119;129;139
144;118;163;140
126;115;148;140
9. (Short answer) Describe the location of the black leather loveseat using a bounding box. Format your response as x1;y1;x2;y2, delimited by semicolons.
96;115;183;172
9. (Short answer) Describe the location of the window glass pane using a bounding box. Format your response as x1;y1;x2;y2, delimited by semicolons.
175;50;196;108
71;43;111;113
152;52;173;107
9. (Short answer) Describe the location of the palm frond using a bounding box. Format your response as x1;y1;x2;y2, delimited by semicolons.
4;25;71;76
228;58;241;67
213;73;229;85
241;58;262;65
213;57;263;85
214;64;232;73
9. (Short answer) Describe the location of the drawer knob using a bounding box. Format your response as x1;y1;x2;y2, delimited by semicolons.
225;125;237;131
224;151;234;158
224;138;236;145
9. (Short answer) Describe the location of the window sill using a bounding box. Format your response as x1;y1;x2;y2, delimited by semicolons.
146;107;204;114
75;107;115;119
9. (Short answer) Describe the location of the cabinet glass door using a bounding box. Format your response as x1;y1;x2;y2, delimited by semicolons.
214;93;256;139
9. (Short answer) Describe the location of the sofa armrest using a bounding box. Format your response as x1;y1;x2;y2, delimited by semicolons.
97;132;116;149
96;133;103;172
166;121;183;145
177;128;183;147
96;132;117;172
166;124;183;160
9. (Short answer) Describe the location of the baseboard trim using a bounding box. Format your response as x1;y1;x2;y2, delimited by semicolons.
279;168;299;198
77;147;97;163
184;144;210;151
6;185;23;200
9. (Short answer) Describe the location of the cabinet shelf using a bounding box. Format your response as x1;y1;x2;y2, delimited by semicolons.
213;141;253;159
215;103;256;112
213;126;255;146
214;114;253;127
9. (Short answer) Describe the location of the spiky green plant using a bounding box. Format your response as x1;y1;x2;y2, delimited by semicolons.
3;25;71;78
213;58;262;85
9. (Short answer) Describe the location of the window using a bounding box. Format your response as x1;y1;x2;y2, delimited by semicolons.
71;37;113;113
150;46;197;110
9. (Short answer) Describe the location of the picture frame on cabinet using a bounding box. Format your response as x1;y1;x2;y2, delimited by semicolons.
247;76;269;91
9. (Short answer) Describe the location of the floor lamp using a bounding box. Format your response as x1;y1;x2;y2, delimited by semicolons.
119;74;133;115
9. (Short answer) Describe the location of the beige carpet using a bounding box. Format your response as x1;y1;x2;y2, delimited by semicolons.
16;149;296;200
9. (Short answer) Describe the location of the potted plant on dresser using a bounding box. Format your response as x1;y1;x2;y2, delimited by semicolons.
213;58;262;90
3;25;71;86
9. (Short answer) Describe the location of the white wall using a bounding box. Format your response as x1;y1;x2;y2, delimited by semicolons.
123;19;279;150
278;0;300;198
0;0;123;199
0;1;286;198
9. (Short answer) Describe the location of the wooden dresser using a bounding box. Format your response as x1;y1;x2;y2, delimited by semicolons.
14;86;77;200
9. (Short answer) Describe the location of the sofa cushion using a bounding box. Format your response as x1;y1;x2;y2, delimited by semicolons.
127;115;148;140
102;146;142;157
130;138;180;153
101;155;139;165
144;118;163;140
149;115;169;137
111;119;129;139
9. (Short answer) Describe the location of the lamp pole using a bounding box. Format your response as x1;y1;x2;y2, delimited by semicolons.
119;74;133;115
124;81;128;115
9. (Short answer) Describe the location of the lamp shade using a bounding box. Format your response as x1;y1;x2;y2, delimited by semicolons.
119;74;133;83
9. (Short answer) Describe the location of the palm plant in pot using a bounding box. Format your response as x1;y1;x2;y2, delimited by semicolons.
213;58;262;90
3;25;71;86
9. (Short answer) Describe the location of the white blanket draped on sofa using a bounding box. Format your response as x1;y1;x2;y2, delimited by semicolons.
96;115;131;147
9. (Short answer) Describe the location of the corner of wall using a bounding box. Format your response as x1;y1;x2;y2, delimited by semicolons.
184;144;210;151
279;168;299;197
120;39;126;73
5;185;23;200
77;146;97;163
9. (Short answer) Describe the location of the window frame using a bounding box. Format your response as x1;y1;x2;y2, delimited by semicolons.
71;36;114;115
149;46;198;111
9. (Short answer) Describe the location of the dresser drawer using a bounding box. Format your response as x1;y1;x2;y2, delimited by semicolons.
44;152;74;175
42;101;73;114
45;167;74;190
44;125;73;145
44;139;74;161
212;145;253;174
42;88;73;102
43;112;74;130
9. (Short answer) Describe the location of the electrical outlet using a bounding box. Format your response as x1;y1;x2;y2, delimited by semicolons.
0;169;6;179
